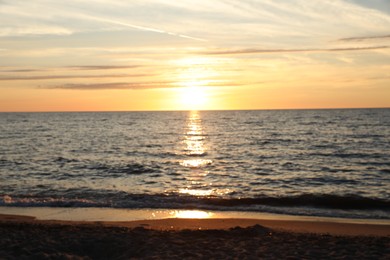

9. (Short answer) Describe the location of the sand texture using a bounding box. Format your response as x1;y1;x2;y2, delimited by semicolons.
1;215;389;259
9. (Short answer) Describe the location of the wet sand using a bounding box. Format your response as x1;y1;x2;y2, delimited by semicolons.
1;214;389;259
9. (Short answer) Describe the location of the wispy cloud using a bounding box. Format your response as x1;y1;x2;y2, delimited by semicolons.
67;65;143;70
0;68;43;73
0;25;73;37
0;74;152;81
0;65;143;73
79;15;208;42
1;1;389;49
45;82;172;90
338;34;390;42
0;1;207;41
198;46;389;55
43;80;245;90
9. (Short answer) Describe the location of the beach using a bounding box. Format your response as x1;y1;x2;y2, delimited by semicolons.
2;0;390;258
1;213;389;259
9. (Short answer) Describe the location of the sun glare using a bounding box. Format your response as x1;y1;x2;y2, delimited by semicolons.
171;56;222;110
174;210;213;219
179;86;208;110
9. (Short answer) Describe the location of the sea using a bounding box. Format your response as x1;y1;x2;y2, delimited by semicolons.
0;109;389;219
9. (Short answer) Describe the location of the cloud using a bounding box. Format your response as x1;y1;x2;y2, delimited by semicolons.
67;65;142;70
198;46;389;55
0;65;144;73
1;1;389;52
0;65;145;75
44;82;173;90
338;34;390;42
0;26;72;37
0;74;151;81
42;80;245;90
80;15;208;42
0;69;43;73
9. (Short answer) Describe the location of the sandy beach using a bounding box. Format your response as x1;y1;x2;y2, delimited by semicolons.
1;213;389;259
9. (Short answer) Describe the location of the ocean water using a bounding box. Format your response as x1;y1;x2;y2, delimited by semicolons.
0;109;389;219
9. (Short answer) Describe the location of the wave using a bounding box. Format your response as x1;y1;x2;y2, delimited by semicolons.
199;194;390;210
0;195;107;208
72;162;163;176
2;193;389;213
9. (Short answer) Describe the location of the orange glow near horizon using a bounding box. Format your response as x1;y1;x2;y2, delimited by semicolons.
1;2;389;112
1;54;389;112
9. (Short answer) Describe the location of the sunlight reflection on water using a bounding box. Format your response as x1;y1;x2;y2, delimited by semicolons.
183;111;207;156
180;159;212;168
179;188;213;196
2;109;390;219
173;210;213;219
181;111;211;161
179;111;214;197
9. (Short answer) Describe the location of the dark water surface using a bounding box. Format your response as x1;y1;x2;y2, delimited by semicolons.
1;109;389;219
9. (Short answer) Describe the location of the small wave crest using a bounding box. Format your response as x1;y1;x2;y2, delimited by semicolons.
0;195;107;208
78;162;162;175
2;193;389;213
200;194;390;210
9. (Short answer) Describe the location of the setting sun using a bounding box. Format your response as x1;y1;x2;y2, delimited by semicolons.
179;86;208;110
172;57;217;110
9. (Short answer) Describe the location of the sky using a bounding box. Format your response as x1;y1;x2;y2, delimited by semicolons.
0;0;389;111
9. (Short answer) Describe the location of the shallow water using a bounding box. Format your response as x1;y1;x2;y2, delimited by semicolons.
1;109;389;218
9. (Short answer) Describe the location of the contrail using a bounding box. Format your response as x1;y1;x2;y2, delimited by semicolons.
84;15;207;42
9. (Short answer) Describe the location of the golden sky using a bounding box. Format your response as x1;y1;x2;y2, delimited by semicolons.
0;0;389;111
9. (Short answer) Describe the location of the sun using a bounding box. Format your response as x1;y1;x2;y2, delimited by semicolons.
170;56;223;110
179;86;208;110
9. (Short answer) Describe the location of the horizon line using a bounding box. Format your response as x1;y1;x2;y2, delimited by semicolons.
1;107;389;113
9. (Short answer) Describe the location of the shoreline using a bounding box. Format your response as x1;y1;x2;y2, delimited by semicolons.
2;206;390;224
1;209;389;259
1;206;390;236
1;215;390;237
1;214;390;259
